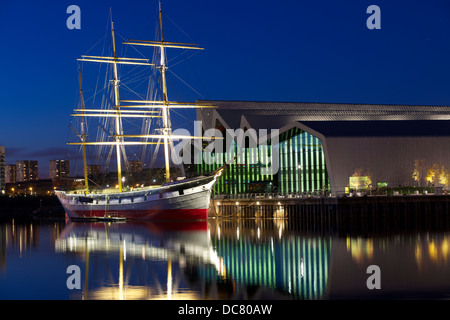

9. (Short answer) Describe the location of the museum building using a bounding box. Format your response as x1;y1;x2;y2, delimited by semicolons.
194;101;450;195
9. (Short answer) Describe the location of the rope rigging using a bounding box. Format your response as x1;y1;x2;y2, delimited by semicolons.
69;5;211;189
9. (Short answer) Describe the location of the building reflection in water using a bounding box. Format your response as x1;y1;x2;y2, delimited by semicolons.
52;218;332;300
208;219;331;300
1;220;40;257
0;219;64;270
415;234;449;267
346;236;374;264
345;234;449;267
1;217;449;300
330;232;450;299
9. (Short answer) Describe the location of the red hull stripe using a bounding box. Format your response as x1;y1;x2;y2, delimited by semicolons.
70;208;209;221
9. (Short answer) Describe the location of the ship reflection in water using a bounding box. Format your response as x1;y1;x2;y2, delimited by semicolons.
0;218;449;300
55;220;225;300
54;219;333;300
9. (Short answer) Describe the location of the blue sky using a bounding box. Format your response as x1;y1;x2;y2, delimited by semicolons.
1;0;450;178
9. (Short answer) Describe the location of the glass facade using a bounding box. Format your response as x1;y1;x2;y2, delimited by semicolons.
195;137;274;195
195;126;329;195
279;127;329;194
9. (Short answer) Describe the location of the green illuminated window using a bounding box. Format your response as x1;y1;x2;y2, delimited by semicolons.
196;127;329;194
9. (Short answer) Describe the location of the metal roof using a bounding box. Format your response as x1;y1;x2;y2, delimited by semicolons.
197;100;450;135
300;120;450;137
199;100;450;121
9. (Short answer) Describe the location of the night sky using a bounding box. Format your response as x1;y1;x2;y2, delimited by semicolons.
1;0;450;178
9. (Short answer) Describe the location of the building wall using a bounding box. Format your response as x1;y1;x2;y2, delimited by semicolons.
324;136;450;193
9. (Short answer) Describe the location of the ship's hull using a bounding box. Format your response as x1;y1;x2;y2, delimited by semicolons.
55;175;218;221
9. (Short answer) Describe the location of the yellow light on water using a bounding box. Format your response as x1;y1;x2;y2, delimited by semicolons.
428;242;438;261
441;238;449;259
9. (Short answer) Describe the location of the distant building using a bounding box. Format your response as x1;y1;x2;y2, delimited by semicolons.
16;160;38;182
128;161;143;173
0;146;5;194
49;160;70;182
87;165;101;177
5;164;16;183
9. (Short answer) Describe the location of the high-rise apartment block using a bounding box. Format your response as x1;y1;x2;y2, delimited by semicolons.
87;165;101;177
129;161;143;173
5;164;16;183
16;160;38;182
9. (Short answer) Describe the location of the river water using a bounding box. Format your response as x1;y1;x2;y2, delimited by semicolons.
0;217;449;300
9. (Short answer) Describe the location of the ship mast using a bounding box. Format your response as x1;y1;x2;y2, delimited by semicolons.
159;1;172;183
122;1;211;184
73;14;154;192
78;67;89;191
111;20;124;192
70;4;220;190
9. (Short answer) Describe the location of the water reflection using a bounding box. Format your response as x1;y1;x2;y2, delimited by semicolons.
330;232;450;299
1;217;450;300
0;220;64;267
345;234;450;267
55;221;224;300
209;219;331;299
53;219;332;300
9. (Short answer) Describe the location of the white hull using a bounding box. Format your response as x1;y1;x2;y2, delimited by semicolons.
56;175;218;221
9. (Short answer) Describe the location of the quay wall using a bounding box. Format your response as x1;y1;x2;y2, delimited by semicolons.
210;195;450;234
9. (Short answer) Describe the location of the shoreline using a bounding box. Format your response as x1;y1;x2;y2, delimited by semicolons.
0;195;65;221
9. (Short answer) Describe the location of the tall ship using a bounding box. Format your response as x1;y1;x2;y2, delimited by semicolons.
55;3;225;221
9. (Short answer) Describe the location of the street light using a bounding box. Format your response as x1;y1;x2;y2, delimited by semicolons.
298;164;303;195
